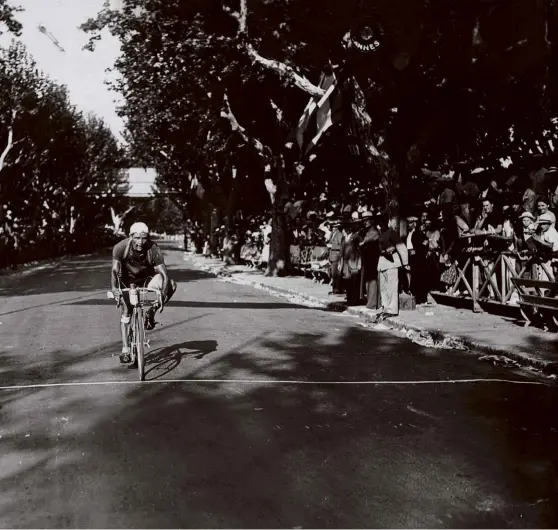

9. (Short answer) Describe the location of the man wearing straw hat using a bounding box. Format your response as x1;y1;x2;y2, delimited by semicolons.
328;219;344;294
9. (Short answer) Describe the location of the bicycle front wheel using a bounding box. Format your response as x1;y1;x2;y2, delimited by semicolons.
135;307;146;381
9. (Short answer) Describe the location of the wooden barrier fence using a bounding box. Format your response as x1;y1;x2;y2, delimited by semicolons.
434;234;557;312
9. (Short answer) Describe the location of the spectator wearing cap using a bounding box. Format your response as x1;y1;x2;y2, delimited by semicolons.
359;211;380;309
533;212;558;252
535;197;556;228
519;211;536;243
328;220;344;294
532;212;558;280
406;216;418;247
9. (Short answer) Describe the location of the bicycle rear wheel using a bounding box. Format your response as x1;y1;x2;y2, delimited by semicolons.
135;307;146;381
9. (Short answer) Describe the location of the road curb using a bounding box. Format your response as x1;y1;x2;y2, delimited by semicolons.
186;254;558;375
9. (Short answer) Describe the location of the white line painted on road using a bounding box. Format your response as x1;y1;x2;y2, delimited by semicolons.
0;377;548;391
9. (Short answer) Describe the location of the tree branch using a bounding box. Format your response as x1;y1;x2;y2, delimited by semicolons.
246;44;324;97
220;92;267;156
0;127;14;172
110;205;135;233
221;1;323;97
0;110;18;173
123;205;135;218
223;0;248;35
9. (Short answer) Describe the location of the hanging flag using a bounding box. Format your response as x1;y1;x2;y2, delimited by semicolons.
291;70;344;157
295;72;330;150
303;77;343;155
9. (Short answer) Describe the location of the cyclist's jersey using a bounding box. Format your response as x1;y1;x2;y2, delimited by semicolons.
112;238;165;285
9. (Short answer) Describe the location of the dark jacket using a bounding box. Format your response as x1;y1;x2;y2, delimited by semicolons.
360;226;380;281
340;233;361;279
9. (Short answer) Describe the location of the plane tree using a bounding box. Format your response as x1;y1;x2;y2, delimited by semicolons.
82;0;558;273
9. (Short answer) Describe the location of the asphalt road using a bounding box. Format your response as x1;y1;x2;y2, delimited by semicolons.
0;243;557;528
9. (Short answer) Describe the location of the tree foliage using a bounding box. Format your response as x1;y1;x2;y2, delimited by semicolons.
0;41;129;267
81;0;558;272
0;0;22;37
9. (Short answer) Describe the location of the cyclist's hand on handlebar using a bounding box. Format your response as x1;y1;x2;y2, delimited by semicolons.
112;289;122;306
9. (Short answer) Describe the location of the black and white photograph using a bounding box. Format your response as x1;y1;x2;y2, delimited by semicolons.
1;0;558;527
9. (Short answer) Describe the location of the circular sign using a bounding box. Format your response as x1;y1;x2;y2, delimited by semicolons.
349;18;383;53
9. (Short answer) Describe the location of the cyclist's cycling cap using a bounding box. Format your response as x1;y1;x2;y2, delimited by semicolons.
130;222;149;235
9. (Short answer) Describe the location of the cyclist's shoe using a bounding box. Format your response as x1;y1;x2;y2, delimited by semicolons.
144;306;157;331
120;347;131;364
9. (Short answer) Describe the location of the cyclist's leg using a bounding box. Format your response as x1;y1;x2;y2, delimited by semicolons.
137;277;157;330
120;292;133;360
147;274;177;302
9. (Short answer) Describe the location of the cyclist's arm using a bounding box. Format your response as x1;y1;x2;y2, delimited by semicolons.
111;259;121;292
154;263;170;302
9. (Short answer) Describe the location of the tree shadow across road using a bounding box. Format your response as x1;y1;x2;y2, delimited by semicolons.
0;325;557;528
66;299;306;310
0;252;212;298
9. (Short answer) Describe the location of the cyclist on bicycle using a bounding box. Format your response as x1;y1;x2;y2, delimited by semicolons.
111;222;177;363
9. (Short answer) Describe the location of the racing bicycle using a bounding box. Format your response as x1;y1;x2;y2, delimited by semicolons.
107;285;163;381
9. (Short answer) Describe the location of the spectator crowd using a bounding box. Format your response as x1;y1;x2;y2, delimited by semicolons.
187;158;558;320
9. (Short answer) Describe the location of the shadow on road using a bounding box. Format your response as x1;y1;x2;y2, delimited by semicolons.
0;252;212;298
1;314;558;526
144;340;218;380
66;299;305;310
0;291;106;317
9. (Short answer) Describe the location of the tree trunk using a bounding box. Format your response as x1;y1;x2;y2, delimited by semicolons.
348;75;402;217
266;156;290;277
225;167;238;232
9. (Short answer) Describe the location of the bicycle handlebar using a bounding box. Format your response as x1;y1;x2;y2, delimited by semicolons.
108;287;161;294
107;287;164;310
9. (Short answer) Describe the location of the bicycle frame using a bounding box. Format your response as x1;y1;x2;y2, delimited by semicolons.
107;286;163;381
